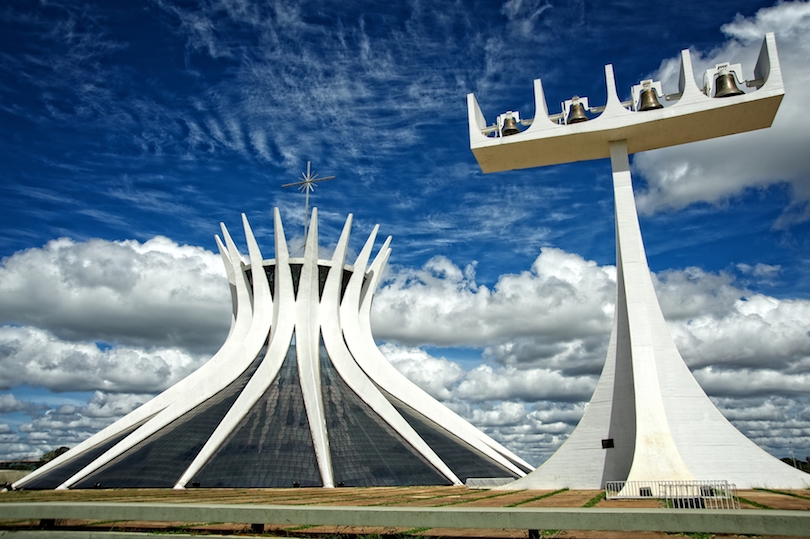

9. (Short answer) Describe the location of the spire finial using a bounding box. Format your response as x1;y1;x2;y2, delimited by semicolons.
281;161;336;239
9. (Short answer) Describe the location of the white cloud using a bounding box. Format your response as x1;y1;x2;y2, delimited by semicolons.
0;233;807;464
372;247;615;347
0;394;29;414
738;262;781;279
671;292;810;371
633;1;810;227
455;364;595;403
0;236;231;353
369;245;810;463
468;401;529;427
5;391;151;459
0;326;204;393
379;343;465;401
694;366;810;397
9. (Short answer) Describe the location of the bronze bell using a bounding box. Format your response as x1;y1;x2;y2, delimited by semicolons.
714;73;744;98
567;102;588;124
501;116;520;136
637;88;664;111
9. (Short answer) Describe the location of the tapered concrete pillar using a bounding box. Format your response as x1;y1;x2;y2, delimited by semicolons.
609;140;693;483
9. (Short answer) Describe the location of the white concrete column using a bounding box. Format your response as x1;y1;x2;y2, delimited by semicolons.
610;140;693;483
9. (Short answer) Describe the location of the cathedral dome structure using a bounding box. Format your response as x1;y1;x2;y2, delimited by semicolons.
15;209;531;489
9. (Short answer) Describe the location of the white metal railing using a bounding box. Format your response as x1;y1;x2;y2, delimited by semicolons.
605;480;739;509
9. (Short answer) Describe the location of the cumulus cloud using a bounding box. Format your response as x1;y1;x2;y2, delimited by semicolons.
372;247;615;347
1;235;808;463
0;326;205;393
2;391;151;460
0;236;231;353
455;364;595;403
379;343;465;401
370;247;810;462
633;1;810;227
0;394;37;414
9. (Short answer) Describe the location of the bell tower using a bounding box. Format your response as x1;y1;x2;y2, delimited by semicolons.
466;33;809;490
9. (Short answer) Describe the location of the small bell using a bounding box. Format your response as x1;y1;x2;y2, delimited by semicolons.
566;97;588;124
637;87;664;111
501;116;520;136
714;73;744;98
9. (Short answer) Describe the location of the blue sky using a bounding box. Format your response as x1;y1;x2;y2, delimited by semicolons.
1;0;809;466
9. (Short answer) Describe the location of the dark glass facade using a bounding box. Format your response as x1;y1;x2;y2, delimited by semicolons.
28;277;528;490
18;419;149;489
385;392;520;482
319;336;450;486
71;345;266;488
193;340;322;487
249;264;360;303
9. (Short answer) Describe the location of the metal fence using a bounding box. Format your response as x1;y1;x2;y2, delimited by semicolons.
605;480;739;509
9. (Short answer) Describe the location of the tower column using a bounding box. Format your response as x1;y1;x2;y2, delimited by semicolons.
609;140;693;483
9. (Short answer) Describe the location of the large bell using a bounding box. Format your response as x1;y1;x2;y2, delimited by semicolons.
567;102;588;124
637;88;664;111
501;116;520;136
714;73;744;98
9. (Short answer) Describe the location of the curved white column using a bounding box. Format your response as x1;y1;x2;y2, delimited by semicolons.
20;207;540;491
610;140;693;483
295;209;334;488
53;216;274;489
320;217;461;485
215;234;238;338
342;232;529;476
17;223;255;490
174;211;296;489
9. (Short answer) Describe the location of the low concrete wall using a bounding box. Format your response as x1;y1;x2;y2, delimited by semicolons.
0;471;30;485
0;502;809;536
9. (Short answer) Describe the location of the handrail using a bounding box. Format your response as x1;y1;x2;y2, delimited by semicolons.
1;502;809;536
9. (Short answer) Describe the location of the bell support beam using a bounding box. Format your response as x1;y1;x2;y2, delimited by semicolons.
468;33;783;173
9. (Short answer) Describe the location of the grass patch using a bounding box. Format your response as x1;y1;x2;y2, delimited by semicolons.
400;527;432;535
530;530;560;537
285;524;320;531
581;491;606;508
737;496;772;510
371;489;479;506
436;489;524;506
507;488;568;507
755;488;810;501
